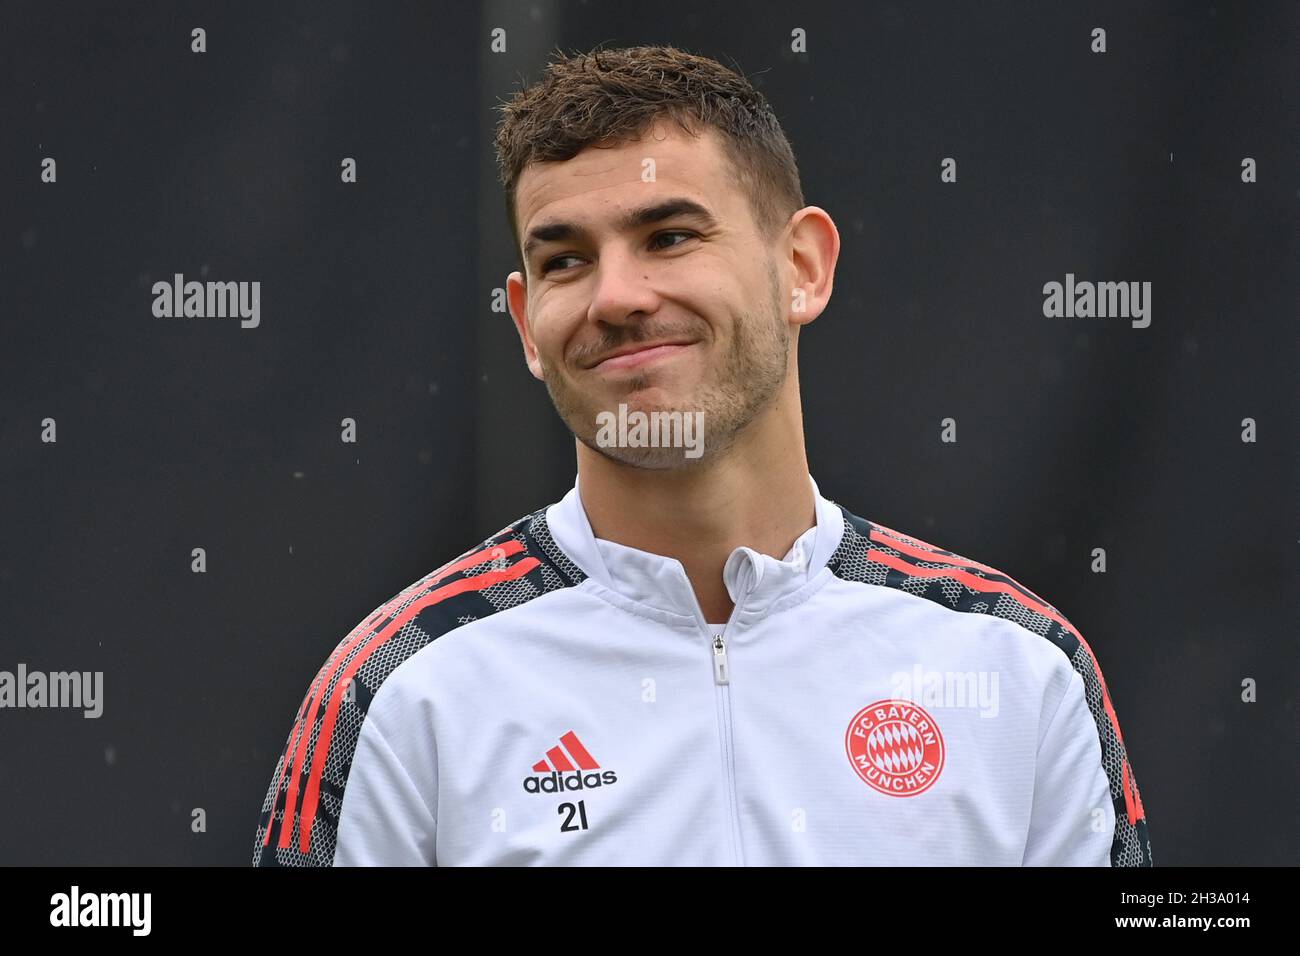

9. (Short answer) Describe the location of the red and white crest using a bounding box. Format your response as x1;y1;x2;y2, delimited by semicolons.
845;699;945;797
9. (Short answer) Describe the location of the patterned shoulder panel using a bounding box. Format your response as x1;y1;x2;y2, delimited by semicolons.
826;505;1152;867
252;505;586;866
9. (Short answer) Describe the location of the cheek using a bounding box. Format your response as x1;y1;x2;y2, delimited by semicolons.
530;313;575;368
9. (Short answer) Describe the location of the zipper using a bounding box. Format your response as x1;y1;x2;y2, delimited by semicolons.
702;541;808;864
705;608;745;866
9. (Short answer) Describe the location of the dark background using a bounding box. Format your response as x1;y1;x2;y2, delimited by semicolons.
1;0;1296;865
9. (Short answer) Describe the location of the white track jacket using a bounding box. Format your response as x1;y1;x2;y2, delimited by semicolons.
253;474;1152;866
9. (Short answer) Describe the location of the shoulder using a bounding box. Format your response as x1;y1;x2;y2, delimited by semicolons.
827;504;1074;649
826;502;1102;704
826;502;1152;866
353;502;590;663
252;502;587;866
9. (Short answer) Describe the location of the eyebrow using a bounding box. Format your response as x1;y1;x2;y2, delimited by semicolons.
522;197;719;264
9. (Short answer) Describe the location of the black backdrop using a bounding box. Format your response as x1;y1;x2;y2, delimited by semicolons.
2;0;1296;865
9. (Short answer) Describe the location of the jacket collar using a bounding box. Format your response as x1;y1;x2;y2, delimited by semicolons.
545;472;846;628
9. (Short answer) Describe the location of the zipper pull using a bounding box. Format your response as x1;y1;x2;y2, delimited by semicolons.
712;633;729;684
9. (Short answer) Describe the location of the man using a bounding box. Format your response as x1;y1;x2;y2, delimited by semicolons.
252;45;1152;866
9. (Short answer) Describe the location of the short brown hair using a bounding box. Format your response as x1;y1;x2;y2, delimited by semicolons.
493;44;806;259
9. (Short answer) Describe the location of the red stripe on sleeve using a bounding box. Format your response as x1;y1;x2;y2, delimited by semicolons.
294;556;541;852
870;547;1145;825
272;540;530;852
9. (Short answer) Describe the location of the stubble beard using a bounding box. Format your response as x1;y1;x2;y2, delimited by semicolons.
542;261;790;470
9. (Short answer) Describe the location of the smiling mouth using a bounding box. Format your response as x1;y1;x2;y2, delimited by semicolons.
590;342;698;372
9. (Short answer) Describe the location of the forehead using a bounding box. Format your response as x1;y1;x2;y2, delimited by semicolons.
515;121;745;241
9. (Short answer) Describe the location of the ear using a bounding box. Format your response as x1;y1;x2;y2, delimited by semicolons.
506;271;545;380
784;206;840;327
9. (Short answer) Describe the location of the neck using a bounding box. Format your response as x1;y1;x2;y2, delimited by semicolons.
575;387;814;624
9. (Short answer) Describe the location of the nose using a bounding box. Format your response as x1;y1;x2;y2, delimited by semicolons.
585;244;662;329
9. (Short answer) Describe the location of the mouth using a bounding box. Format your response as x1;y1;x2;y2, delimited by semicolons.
589;341;699;373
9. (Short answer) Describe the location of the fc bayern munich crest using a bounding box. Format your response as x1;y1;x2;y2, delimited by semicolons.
845;699;945;797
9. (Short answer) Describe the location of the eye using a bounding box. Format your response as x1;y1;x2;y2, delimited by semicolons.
540;254;583;274
539;231;696;275
650;230;696;251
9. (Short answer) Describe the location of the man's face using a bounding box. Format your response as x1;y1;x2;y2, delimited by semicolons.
506;121;793;469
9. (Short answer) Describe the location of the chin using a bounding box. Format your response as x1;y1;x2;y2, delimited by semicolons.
611;373;699;406
587;442;710;471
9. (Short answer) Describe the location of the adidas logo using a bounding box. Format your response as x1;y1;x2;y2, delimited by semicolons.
522;730;618;793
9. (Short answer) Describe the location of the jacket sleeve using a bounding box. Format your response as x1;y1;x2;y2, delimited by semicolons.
1022;648;1152;866
1022;669;1114;865
251;642;439;867
331;702;438;866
